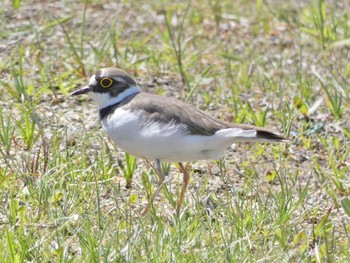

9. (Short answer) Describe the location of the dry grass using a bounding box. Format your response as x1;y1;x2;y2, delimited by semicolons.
1;0;350;261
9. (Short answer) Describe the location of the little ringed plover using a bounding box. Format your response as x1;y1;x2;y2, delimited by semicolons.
72;68;288;215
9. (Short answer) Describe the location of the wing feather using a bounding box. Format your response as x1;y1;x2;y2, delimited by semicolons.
126;93;287;142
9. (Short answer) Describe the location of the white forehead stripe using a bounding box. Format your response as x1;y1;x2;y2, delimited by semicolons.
100;70;109;78
114;77;127;83
89;74;98;86
100;74;127;84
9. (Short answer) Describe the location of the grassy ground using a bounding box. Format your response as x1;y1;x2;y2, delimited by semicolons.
1;0;350;261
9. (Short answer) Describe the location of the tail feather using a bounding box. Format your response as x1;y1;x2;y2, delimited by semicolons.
217;127;289;143
256;130;289;142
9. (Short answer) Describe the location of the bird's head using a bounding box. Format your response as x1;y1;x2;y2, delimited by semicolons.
72;68;140;108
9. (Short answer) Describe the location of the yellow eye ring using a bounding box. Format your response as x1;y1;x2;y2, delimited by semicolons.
100;78;113;88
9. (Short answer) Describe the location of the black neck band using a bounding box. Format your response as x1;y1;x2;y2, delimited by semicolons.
99;102;122;120
99;92;139;120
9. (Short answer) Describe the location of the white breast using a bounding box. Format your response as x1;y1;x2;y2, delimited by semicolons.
101;108;234;162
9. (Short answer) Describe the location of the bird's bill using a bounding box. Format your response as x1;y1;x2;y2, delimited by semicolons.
72;86;91;96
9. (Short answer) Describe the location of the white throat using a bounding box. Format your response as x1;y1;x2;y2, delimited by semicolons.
90;85;140;109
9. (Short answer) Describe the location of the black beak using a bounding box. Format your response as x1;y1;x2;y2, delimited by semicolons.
71;86;91;96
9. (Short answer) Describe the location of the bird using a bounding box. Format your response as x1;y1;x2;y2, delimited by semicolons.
72;67;288;215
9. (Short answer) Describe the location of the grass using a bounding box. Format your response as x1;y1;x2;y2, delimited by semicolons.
1;0;350;261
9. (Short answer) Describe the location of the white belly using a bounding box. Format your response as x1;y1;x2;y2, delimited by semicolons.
101;108;232;162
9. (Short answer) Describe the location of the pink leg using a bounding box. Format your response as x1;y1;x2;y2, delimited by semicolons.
176;162;190;215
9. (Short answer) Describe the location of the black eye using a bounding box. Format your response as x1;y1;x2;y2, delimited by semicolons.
100;78;113;88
